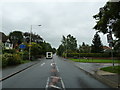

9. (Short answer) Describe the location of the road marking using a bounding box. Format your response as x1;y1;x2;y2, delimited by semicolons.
41;63;45;67
45;77;50;90
60;77;65;90
56;65;59;72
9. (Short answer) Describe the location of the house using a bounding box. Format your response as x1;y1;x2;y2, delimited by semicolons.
0;32;13;49
5;39;13;49
103;46;111;52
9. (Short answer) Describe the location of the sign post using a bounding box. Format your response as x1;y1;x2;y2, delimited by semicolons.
19;44;26;60
107;32;114;67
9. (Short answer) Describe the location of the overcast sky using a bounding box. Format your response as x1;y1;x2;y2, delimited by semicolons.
2;0;109;48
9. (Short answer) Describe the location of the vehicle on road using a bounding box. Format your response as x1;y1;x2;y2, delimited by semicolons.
46;52;53;59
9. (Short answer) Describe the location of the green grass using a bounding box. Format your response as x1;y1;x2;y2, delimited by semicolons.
100;66;120;74
70;59;120;63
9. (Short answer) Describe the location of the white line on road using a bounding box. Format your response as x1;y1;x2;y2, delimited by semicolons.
56;65;59;72
60;77;65;90
45;77;50;90
41;63;45;67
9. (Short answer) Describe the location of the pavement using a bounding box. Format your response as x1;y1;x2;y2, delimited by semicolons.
74;62;120;88
1;58;41;79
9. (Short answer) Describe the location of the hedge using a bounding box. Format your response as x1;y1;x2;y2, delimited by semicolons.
18;51;29;60
65;53;111;58
2;53;22;67
3;49;16;54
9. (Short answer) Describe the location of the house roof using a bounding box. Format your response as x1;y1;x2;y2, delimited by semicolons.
0;32;8;43
103;46;111;50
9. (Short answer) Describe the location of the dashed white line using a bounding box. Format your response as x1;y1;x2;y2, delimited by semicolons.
56;65;59;72
61;77;65;90
41;63;45;67
45;77;50;90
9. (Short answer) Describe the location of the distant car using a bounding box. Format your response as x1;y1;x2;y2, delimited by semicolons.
46;52;53;59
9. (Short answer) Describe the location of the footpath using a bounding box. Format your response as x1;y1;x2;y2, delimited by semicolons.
0;59;41;81
74;62;120;88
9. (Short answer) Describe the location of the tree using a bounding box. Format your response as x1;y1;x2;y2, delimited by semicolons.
31;42;42;58
57;34;77;56
23;32;43;44
93;2;120;39
91;33;103;53
9;31;23;48
52;48;56;54
61;34;77;53
57;44;65;56
79;42;91;53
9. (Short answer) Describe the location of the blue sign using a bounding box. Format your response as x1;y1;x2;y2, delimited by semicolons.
19;44;26;49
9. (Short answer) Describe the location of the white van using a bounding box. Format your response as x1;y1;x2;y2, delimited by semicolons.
46;52;53;59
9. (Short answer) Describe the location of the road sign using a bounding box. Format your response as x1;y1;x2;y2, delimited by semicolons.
28;44;32;47
19;44;26;49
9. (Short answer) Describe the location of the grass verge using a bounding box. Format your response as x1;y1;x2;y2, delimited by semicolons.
70;59;120;63
100;66;120;74
21;60;31;64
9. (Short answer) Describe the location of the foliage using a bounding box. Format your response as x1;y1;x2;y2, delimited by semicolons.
91;33;103;53
62;34;77;52
67;53;111;58
57;44;65;56
57;34;78;56
31;42;42;59
40;41;53;56
23;32;43;43
70;59;120;63
2;53;22;67
9;31;23;48
3;49;16;54
52;48;56;54
93;2;120;39
18;50;29;60
100;66;120;74
79;42;91;53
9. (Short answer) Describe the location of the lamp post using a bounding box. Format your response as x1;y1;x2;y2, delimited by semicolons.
29;25;42;60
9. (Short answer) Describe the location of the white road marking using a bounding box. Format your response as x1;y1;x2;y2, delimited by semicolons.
41;63;45;67
56;65;59;72
60;77;65;90
45;77;50;90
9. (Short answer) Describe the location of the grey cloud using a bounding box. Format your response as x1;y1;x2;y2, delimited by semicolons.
2;1;108;48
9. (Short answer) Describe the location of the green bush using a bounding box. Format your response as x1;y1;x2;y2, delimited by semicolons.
7;54;22;65
66;53;111;58
3;49;16;54
18;50;29;60
2;53;22;67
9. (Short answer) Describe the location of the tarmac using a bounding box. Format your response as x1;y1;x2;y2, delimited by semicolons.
0;58;120;89
74;62;120;88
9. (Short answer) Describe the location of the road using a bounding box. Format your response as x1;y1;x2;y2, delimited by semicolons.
2;55;110;89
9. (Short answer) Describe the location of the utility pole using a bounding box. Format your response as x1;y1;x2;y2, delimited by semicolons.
107;31;114;67
29;25;32;60
29;25;41;60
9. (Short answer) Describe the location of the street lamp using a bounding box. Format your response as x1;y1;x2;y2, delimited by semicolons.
29;25;42;60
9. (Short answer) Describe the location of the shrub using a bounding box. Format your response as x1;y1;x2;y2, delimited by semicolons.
18;50;29;60
7;54;22;65
66;53;111;58
2;53;22;67
3;49;16;54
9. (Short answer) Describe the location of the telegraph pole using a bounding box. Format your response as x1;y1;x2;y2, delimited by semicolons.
29;25;32;60
107;31;114;67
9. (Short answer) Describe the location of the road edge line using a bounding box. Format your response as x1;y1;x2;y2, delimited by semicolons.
0;62;39;82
